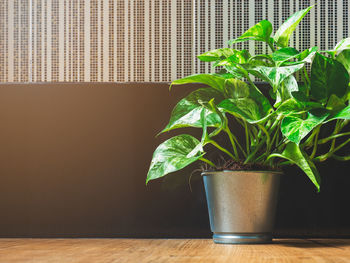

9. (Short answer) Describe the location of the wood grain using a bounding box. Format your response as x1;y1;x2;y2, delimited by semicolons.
0;239;350;263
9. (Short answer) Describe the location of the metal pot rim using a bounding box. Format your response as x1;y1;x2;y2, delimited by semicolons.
201;170;283;176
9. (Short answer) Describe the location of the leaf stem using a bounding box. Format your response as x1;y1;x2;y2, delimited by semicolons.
332;138;350;154
244;137;267;164
269;114;283;132
244;121;250;155
268;41;276;52
314;138;350;162
270;127;280;149
209;140;236;160
303;67;311;88
258;124;271;152
328;120;342;153
317;132;350;145
275;128;280;148
250;126;259;146
199;157;217;168
234;116;245;127
310;126;320;159
341;120;349;129
332;154;350;161
303;129;318;148
224;126;246;159
244;116;282;164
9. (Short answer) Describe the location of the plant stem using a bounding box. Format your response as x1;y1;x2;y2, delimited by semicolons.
303;67;310;89
250;126;259;146
258;124;271;152
328;120;342;153
224;127;239;160
244;121;250;155
275;128;280;148
310;126;320;159
275;138;289;152
254;153;267;163
314;138;350;162
209;140;236;160
264;119;272;130
224;125;247;159
317;132;350;145
234;116;245;127
268;41;276;52
199;157;217;168
332;138;350;154
244;137;267;164
270;127;280;149
269;114;283;132
244;116;282;164
341;119;349;129
303;128;319;148
332;154;350;161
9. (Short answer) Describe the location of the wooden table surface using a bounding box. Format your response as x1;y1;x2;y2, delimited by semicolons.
0;239;349;263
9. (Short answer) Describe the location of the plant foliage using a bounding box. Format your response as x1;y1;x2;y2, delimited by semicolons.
147;6;350;192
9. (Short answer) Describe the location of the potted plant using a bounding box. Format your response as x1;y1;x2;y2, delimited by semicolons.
146;6;350;244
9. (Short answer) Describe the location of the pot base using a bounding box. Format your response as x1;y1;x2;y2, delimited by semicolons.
213;233;272;244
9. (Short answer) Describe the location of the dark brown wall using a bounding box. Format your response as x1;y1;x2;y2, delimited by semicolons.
0;83;349;238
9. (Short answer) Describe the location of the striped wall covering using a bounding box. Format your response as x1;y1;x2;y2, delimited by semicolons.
0;0;349;83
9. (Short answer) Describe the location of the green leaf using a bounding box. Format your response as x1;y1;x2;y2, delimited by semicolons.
228;20;273;45
249;54;274;63
326;105;350;122
336;50;350;75
273;6;313;47
184;107;210;159
276;98;322;116
213;71;240;80
225;79;271;110
248;63;304;91
223;78;250;98
275;75;299;107
213;50;251;67
274;47;318;67
310;53;349;104
210;51;253;79
281;108;329;144
218;79;272;123
272;47;318;67
276;99;303;115
170;74;226;93
268;142;321;191
334;38;350;54
291;90;308;102
324;39;350;58
219;98;267;123
272;47;299;65
299;46;318;63
146;135;203;184
197;48;236;62
223;65;247;80
326;94;346;112
226;50;251;64
162;88;223;133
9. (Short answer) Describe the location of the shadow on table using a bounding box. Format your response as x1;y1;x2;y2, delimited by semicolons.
273;239;350;249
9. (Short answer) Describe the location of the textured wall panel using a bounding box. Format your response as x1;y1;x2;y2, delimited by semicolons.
0;0;349;82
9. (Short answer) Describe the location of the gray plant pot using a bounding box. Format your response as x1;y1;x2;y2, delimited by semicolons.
202;170;281;244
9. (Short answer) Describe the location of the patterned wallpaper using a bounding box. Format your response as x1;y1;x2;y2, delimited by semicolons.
0;0;349;83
